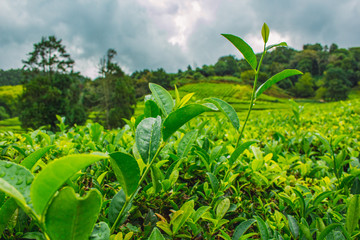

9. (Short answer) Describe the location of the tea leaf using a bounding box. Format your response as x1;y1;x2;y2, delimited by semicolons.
232;219;256;240
261;23;270;44
205;97;240;131
287;215;299;239
266;42;287;51
21;145;55;171
30;154;107;216
45;187;102;240
177;130;197;158
0;161;34;209
206;172;219;194
89;222;110;240
149;227;166;240
0;199;18;235
135;116;162;163
162;104;214;141
216;198;230;220
192;206;211;223
345;194;360;234
149;83;174;116
172;200;194;234
255;69;303;98
254;215;269;240
108;189;126;226
317;223;343;240
221;34;257;70
228;141;257;165
144;99;161;118
109;152;140;197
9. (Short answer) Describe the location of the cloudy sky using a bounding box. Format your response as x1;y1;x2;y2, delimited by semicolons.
1;0;359;78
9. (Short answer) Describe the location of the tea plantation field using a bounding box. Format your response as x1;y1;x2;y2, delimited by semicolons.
0;85;360;239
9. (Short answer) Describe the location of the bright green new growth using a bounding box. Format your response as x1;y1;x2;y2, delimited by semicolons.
222;23;302;147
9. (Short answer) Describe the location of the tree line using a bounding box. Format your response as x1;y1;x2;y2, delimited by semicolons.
0;36;359;130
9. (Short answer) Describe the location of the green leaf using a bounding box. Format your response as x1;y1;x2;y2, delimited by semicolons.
108;189;126;226
151;165;163;194
318;223;343;240
192;206;211;223
177;130;197;158
149;227;166;240
109;152;140;197
293;189;305;218
345;194;360;234
89;222;110;240
254;216;269;240
144;100;161;118
205;98;240;131
172;200;194;234
351;177;360;195
30;154;107;216
229;141;257;165
313;191;332;207
266;42;287;51
232;219;256;240
299;222;313;240
221;34;257;70
216;198;230;220
206;172;219;194
135;117;162;163
45;187;102;240
21;145;55;170
0;198;19;235
0;161;34;209
261;23;270;44
255;69;303;98
287;215;299;239
149;83;174;116
162;104;214;141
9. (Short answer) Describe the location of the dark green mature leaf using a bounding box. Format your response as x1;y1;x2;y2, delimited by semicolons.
318;223;343;240
177;130;197;158
313;191;332;207
345;194;360;234
145;99;161;118
0;198;18;234
0;161;34;209
149;83;174;116
222;34;257;70
31;154;107;216
109;152;140;197
232;219;256;240
149;227;166;240
206;172;219;194
162;104;214;141
287;215;299;239
45;187;102;240
261;23;270;44
228;141;257;165
254;216;269;240
89;222;110;240
351;177;360;194
135;117;162;163
108;189;126;226
21;145;55;170
205;98;240;131
255;69;303;98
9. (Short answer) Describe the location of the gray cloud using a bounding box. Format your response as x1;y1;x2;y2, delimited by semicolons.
0;0;359;78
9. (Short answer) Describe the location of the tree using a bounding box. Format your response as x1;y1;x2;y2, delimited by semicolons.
214;55;238;76
19;36;85;130
22;36;74;80
323;67;351;101
293;72;315;98
83;49;136;129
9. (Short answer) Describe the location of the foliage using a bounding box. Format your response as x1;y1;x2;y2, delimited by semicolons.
0;85;22;118
83;49;136;129
0;69;24;86
19;73;86;130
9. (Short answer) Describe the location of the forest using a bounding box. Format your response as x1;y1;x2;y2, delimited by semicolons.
0;35;359;130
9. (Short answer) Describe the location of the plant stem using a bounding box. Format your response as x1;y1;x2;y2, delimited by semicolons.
235;46;267;149
110;142;166;234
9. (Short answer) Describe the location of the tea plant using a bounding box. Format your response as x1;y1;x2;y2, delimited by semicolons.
0;23;360;240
